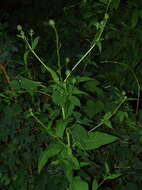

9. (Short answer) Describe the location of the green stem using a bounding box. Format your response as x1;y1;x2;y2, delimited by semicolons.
101;60;140;114
30;109;66;147
88;96;127;133
52;25;62;81
62;107;66;120
23;37;59;82
66;129;72;155
64;4;110;82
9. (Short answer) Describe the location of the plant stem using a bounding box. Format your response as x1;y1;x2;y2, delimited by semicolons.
64;4;111;82
23;37;59;82
62;107;66;120
88;96;127;133
101;60;140;114
52;25;62;81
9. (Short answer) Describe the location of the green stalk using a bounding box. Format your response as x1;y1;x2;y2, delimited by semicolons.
64;1;111;82
52;25;62;81
88;96;127;133
23;37;59;82
101;60;140;114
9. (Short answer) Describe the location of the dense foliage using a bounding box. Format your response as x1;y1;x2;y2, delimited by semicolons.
0;0;142;189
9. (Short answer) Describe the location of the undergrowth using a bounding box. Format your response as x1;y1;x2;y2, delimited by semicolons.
0;0;142;189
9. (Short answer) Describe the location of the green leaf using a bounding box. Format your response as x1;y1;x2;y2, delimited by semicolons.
131;10;139;28
40;120;55;136
104;173;121;180
72;125;89;149
71;176;89;190
80;162;90;167
103;112;112;120
72;125;118;150
19;77;41;93
31;36;40;50
38;143;62;173
67;104;75;117
99;0;108;4
61;159;73;183
85;100;104;118
84;100;96;118
47;67;59;82
76;77;94;83
69;96;80;107
69;154;80;170
125;183;138;190
4;104;22;119
52;90;67;106
72;88;88;95
85;132;118;150
60;146;80;170
111;0;120;9
24;50;30;66
92;179;99;190
9;80;21;90
103;120;112;129
96;41;102;53
55;119;67;138
83;80;100;92
116;111;128;122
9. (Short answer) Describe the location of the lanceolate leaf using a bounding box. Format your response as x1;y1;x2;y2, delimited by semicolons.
19;77;41;93
31;36;40;50
72;125;118;150
85;132;118;150
76;76;94;83
104;173;122;180
38;143;62;173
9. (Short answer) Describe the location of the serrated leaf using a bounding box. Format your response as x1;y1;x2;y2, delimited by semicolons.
38;143;62;173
